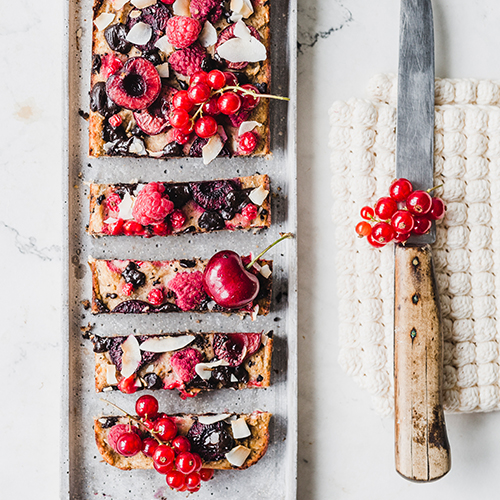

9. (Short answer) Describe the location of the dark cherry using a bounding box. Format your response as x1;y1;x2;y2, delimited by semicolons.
90;82;121;117
198;210;225;231
104;23;132;54
163;142;183;157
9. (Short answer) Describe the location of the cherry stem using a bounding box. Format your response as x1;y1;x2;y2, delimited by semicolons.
100;398;163;444
215;85;290;101
245;232;294;270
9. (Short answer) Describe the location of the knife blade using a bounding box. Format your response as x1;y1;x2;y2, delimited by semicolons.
394;0;451;481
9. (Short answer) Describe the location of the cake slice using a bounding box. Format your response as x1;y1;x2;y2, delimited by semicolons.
89;0;271;159
88;256;272;316
88;174;271;237
94;411;271;470
92;331;273;397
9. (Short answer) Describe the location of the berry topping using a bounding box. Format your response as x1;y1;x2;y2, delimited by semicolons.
108;113;123;128
170;108;191;128
90;82;121;117
240;84;260;110
168;43;206;77
108;424;139;452
406;190;432;215
217;92;241;115
389;178;413;202
202;96;221;115
167;271;206;311
142;437;158;457
154;417;178;441
122;220;145;235
213;333;261;366
241;203;258;221
163;183;192;208
199;468;214;481
185;472;201;489
122;282;134;296
122;261;146;289
105;192;122;212
133;86;174;135
194;116;218;138
374;196;397;220
190;0;223;23
101;53;124;79
360;206;375;220
238;131;258;155
116;432;143;457
170;348;203;382
189;179;238;211
170;209;187;229
172;436;191;454
166;470;186;489
106;57;161;111
198;210;225;230
132;182;174;225
188;82;211;104
147;288;164;306
175;452;197;475
151;222;171;236
187;420;235;462
172;90;195;111
118;374;138;394
367;233;386;248
207;70;226;89
166;16;202;49
104;23;132;54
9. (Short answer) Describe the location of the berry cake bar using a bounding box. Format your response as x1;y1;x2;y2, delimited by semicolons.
92;331;273;396
88;174;270;237
90;0;271;159
95;411;271;470
88;256;272;316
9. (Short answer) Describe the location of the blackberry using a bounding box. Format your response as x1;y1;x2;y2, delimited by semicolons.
187;421;234;462
92;335;112;353
189;179;239;211
198;210;225;231
121;262;146;288
162;183;191;209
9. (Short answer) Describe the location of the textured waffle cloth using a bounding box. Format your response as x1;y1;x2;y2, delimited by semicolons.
329;74;500;416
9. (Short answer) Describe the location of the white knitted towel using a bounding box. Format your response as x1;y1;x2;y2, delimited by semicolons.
329;74;500;416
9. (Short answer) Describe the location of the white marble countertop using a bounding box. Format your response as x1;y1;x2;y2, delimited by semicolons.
3;0;500;498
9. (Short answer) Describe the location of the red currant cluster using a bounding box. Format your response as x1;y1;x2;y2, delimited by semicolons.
170;69;261;154
108;395;214;493
355;178;445;248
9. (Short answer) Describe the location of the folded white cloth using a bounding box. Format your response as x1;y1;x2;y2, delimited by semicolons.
329;74;500;415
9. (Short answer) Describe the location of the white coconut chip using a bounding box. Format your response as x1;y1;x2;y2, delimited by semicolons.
106;365;118;385
139;335;195;353
248;185;269;206
216;20;266;63
116;192;134;220
129;9;142;18
251;304;259;321
230;374;239;383
94;13;116;31
199;21;218;48
103;217;119;225
129;136;147;155
231;417;251;439
230;0;254;19
126;21;152;45
131;0;157;8
173;0;190;17
156;61;170;78
114;0;130;9
195;359;230;380
147;150;165;158
120;335;142;378
225;445;251;467
198;414;231;425
259;264;272;279
202;134;224;165
238;121;262;136
155;35;174;55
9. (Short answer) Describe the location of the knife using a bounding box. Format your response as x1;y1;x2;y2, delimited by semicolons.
394;0;451;481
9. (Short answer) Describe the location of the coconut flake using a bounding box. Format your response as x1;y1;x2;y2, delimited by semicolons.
217;20;266;63
129;9;141;18
233;19;251;40
94;13;116;31
195;359;230;380
248;185;269;206
231;0;254;19
118;192;134;220
139;335;195;353
202;134;224;165
106;365;118;385
131;0;157;8
121;335;142;378
238;121;261;136
198;414;231;425
230;374;238;383
147;150;165;158
173;0;190;16
103;217;119;225
126;21;152;45
114;0;130;9
225;445;251;467
155;35;174;55
231;417;251;439
129;136;147;155
156;62;170;78
259;264;272;279
199;21;217;48
251;304;259;321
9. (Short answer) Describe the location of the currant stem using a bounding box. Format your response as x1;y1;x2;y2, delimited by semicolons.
427;184;443;194
214;85;290;101
246;232;294;270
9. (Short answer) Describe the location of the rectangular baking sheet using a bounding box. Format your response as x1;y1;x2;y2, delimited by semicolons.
61;0;297;498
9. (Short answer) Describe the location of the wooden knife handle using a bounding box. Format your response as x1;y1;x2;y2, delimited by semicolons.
394;244;451;481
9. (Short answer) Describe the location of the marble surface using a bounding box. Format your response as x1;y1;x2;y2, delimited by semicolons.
3;0;500;498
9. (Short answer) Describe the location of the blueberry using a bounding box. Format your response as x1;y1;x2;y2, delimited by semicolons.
163;142;183;157
143;373;163;390
143;49;163;66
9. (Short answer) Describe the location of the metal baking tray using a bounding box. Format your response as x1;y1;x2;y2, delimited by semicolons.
61;0;297;498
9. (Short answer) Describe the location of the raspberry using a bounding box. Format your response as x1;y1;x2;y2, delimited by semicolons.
168;43;206;77
108;424;140;452
160;0;176;4
166;16;202;49
215;24;261;69
238;131;258;155
132;182;174;226
167;271;205;311
101;53;123;79
108;113;123;128
105;218;124;235
170;348;203;383
170;209;187;229
241;203;258;221
105;192;122;212
148;288;164;306
189;0;223;23
122;282;134;296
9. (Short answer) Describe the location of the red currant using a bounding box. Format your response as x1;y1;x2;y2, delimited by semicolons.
360;206;375;220
192;453;202;472
202;96;221;116
389;178;413;202
375;196;397;220
412;216;432;235
154;461;174;474
391;210;414;234
170;108;190;129
194;116;218;138
355;221;372;237
207;69;227;90
188;83;211;104
154;417;177;441
170;209;187;229
147;287;164;305
371;222;395;244
217;92;241;114
406;190;432;215
122;282;134;296
118;375;137;394
394;232;411;244
190;71;208;86
185;471;201;489
142;437;158;457
135;395;159;419
116;432;143;457
238;131;258;154
429;197;446;220
166;470;185;489
223;71;239;86
172;90;194;112
172;435;191;454
173;129;191;145
106;218;124;235
153;444;175;467
177;120;194;135
151;222;170;236
199;468;214;481
122;220;144;236
240;84;260;110
175;452;197;474
367;233;386;248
